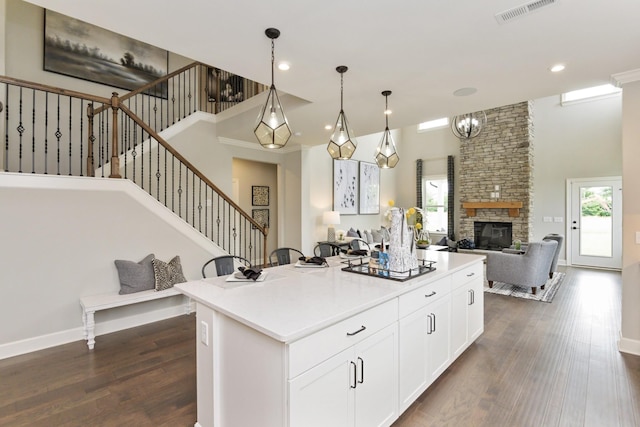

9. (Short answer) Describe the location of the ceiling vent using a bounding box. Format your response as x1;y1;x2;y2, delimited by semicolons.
495;0;558;24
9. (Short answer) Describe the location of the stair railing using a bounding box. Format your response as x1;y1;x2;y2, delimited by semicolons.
1;72;268;266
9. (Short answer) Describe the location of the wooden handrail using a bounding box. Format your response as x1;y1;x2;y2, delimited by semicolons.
0;75;111;105
119;103;269;264
92;61;205;115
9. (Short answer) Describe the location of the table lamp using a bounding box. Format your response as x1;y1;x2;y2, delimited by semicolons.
323;211;341;242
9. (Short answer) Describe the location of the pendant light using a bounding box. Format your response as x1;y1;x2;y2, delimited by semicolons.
254;28;291;149
327;66;357;159
375;90;399;169
450;111;486;140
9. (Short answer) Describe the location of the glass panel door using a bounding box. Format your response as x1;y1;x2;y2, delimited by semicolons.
570;178;621;269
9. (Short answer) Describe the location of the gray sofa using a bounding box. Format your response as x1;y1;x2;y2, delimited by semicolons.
506;234;564;278
486;240;558;295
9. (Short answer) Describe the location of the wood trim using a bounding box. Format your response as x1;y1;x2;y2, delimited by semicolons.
462;201;523;217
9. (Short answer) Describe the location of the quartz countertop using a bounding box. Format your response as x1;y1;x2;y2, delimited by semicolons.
175;251;484;343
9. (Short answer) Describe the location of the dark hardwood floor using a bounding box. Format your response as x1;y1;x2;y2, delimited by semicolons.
1;267;638;426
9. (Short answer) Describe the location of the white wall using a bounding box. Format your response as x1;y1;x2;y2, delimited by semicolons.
533;94;622;260
304;131;398;255
0;173;227;358
621;80;640;355
5;0;191;97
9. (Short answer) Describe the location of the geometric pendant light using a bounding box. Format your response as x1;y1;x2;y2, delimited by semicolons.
327;65;357;159
254;28;292;149
375;90;400;169
450;110;486;140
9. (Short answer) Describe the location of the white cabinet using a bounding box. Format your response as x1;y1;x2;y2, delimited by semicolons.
451;262;484;359
289;323;398;427
398;277;451;412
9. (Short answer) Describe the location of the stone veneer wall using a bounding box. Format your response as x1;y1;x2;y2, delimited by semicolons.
458;101;534;243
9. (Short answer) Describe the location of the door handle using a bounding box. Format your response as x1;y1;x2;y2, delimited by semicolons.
350;361;357;388
572;226;579;230
347;325;366;336
357;357;364;384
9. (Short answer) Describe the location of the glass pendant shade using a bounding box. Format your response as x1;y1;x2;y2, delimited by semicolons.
327;66;357;159
450;111;486;139
375;90;399;169
254;28;291;149
255;84;291;148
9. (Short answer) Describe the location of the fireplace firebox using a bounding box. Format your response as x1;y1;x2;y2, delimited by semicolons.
473;221;512;250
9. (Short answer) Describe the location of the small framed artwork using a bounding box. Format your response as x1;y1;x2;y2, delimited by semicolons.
333;159;358;214
252;186;269;206
252;209;269;229
359;162;380;214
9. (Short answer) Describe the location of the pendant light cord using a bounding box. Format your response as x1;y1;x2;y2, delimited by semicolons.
340;72;344;110
271;39;275;88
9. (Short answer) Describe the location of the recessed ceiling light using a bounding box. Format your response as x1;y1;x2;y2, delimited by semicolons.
278;62;290;71
324;124;332;130
384;109;392;115
453;87;477;97
550;64;565;73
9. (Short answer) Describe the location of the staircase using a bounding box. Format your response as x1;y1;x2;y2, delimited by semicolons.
0;62;269;266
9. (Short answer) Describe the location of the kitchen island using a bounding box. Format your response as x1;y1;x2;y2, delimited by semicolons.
176;250;485;427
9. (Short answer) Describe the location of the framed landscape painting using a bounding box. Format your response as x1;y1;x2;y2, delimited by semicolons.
333;159;358;214
359;161;380;214
44;10;168;97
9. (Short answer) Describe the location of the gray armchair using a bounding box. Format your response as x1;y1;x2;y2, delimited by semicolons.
486;240;558;295
506;234;564;279
542;234;563;278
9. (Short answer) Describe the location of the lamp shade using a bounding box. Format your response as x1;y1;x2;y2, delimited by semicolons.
254;28;292;149
323;210;341;225
375;90;399;169
327;66;357;159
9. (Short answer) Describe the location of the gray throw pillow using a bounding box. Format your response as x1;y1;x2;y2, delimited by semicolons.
152;255;187;291
371;229;383;243
380;226;391;241
115;253;156;295
346;227;359;238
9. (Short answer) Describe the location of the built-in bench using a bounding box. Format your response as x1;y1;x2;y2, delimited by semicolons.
80;288;191;349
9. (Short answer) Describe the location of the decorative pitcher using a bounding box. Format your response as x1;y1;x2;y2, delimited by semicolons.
388;207;418;273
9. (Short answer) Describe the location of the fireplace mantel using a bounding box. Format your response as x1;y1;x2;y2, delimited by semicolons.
462;201;523;217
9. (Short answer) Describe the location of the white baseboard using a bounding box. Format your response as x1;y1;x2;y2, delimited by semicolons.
0;327;84;360
0;303;194;360
618;333;640;356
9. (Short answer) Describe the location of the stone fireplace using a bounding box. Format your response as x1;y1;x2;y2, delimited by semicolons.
458;101;534;243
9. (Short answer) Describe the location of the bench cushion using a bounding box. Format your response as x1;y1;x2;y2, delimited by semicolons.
115;253;156;294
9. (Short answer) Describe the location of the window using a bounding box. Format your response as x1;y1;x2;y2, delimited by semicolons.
423;177;447;233
417;117;449;132
561;84;621;105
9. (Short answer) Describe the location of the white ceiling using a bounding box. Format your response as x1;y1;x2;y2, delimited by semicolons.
26;0;640;147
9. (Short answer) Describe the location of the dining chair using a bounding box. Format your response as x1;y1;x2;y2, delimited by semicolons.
313;242;342;257
202;255;252;277
269;247;305;267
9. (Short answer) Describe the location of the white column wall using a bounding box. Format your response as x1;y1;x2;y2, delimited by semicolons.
621;80;640;355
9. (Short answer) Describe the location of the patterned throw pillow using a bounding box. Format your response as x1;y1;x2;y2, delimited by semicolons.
152;255;187;291
115;253;156;295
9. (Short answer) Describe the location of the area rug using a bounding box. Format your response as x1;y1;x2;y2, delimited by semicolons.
483;272;565;303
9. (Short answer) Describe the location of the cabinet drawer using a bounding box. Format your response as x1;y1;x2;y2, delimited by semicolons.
398;276;451;318
452;262;484;289
288;298;398;379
